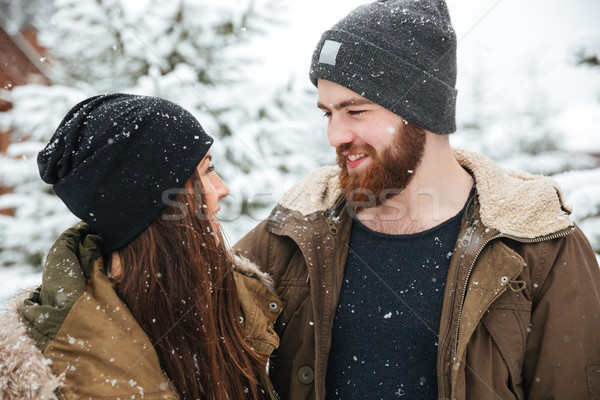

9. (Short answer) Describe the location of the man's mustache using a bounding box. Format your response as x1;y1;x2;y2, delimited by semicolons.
336;143;376;158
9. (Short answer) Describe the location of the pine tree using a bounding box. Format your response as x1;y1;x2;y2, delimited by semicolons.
556;39;600;257
0;0;328;267
0;0;52;33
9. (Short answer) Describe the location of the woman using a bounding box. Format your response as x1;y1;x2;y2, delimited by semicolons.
0;94;282;399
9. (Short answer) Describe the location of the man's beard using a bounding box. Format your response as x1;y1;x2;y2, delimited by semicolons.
337;122;426;209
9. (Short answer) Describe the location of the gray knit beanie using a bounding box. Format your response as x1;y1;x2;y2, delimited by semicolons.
309;0;457;134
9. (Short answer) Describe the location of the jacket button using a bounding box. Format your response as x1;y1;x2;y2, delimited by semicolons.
269;302;278;310
297;365;314;384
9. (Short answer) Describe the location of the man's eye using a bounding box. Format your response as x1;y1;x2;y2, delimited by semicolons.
348;110;365;116
207;164;215;173
322;111;332;118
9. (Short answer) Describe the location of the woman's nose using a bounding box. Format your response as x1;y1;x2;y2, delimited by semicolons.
214;173;229;200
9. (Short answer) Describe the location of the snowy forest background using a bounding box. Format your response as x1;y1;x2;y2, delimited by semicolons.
1;0;599;303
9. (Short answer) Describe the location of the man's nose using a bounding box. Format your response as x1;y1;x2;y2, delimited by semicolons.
327;117;356;148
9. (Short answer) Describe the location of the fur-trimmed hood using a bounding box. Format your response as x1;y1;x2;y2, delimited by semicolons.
277;148;572;239
233;254;275;292
0;292;61;400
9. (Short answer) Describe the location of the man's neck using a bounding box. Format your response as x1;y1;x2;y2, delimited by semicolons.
356;137;473;235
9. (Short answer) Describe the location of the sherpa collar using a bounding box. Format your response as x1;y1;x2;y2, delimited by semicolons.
278;148;572;239
453;148;572;238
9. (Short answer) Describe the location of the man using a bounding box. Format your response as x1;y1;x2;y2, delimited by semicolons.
236;1;600;399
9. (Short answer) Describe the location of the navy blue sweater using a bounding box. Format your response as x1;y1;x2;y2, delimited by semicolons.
326;205;466;399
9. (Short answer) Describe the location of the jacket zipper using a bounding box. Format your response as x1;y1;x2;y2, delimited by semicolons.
324;209;339;305
453;232;504;359
437;196;476;396
318;203;342;400
450;226;574;397
263;365;281;400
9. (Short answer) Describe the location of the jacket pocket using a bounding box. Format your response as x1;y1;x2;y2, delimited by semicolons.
275;280;310;333
481;301;531;395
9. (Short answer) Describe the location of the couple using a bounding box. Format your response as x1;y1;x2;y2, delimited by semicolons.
2;1;600;399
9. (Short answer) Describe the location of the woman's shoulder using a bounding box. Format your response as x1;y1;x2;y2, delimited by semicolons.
11;224;179;399
12;260;179;399
233;254;282;355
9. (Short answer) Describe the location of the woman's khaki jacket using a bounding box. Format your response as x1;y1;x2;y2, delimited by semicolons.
0;223;282;399
235;149;600;400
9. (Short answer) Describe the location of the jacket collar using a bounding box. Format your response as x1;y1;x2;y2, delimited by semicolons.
453;148;572;238
276;148;572;239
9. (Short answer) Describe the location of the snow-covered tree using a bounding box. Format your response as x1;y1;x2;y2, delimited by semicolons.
576;39;600;69
454;38;600;257
0;0;52;33
3;0;599;270
456;55;597;176
559;37;600;257
0;0;327;267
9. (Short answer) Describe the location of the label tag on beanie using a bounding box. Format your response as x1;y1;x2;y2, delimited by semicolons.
319;40;342;66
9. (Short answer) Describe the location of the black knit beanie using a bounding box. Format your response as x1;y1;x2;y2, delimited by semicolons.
309;0;457;134
38;93;213;252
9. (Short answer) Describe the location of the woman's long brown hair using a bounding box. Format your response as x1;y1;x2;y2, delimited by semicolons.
109;169;267;399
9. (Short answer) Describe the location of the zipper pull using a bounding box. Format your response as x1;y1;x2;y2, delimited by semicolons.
459;219;477;247
457;191;478;248
326;216;338;235
324;208;339;235
324;196;345;235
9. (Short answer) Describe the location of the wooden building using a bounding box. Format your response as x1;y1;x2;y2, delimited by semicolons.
0;26;51;152
0;26;51;215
